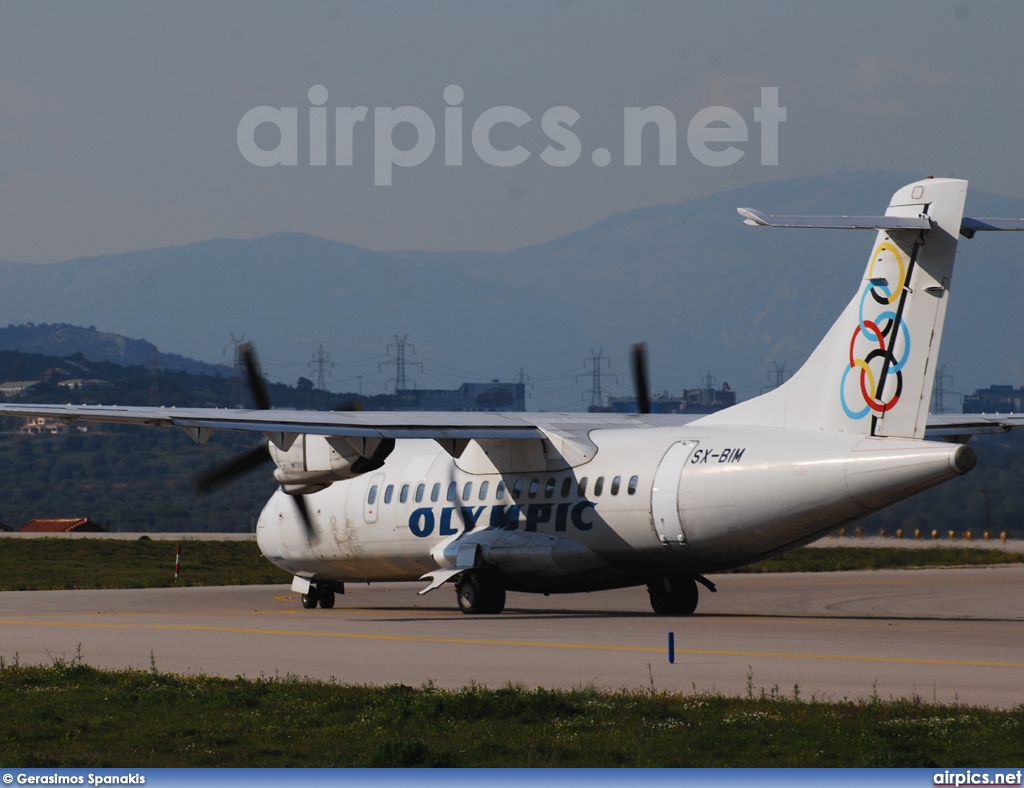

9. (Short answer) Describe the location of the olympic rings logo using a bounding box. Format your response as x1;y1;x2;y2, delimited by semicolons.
840;241;910;420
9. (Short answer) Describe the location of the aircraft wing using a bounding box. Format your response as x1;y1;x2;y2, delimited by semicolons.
925;412;1024;439
0;402;695;444
1;402;1016;443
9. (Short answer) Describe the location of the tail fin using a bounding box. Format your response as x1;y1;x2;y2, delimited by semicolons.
701;177;968;439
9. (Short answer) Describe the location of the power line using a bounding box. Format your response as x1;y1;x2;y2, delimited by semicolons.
380;334;422;392
308;344;334;391
760;362;790;394
932;364;960;414
224;333;246;408
577;349;616;409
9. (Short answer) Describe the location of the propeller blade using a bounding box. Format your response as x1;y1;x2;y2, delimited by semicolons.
631;342;651;415
191;443;272;496
239;342;272;411
201;343;317;544
289;492;317;541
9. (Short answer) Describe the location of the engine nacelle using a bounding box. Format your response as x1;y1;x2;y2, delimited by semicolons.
267;434;392;495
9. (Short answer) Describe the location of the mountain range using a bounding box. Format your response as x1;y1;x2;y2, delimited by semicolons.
0;170;1020;410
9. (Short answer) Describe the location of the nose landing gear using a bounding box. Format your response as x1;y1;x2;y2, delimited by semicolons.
298;581;342;609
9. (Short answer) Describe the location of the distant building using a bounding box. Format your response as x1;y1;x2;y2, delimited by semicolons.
601;382;737;414
683;382;737;413
18;518;106;533
57;378;114;391
395;382;526;412
16;417;89;436
0;381;41;398
603;394;686;414
963;384;1024;414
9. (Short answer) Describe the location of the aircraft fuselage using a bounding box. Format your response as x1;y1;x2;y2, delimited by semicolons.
256;425;973;594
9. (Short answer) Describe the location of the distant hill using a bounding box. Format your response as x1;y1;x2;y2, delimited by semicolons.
0;323;222;376
0;171;1020;407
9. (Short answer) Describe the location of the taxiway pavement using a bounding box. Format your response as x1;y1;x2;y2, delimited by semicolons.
2;566;1022;707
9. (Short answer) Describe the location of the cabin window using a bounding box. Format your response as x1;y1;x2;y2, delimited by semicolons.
577;477;588;497
447;482;457;502
594;477;604;496
610;476;621;495
415;483;425;503
528;479;540;499
496;481;506;500
431;483;441;503
544;478;556;498
399;484;410;503
463;481;473;500
628;475;639;495
479;481;489;500
560;477;572;498
384;484;394;504
512;479;524;500
367;485;378;505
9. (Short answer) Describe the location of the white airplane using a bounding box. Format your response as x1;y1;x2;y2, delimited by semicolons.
3;177;1023;615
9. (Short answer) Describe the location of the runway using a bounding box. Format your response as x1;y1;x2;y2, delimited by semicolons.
2;565;1023;707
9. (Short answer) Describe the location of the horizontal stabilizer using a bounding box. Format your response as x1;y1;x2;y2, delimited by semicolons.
959;217;1024;238
739;207;1024;239
925;412;1024;439
737;207;931;231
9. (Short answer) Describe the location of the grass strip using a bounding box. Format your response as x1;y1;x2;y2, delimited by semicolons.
0;538;289;590
0;657;1021;767
727;545;1024;574
0;540;1022;592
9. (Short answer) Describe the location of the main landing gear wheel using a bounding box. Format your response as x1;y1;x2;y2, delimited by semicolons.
301;587;320;609
456;573;506;615
647;576;699;615
318;588;336;609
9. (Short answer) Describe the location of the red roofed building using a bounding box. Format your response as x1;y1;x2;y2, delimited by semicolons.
18;518;106;533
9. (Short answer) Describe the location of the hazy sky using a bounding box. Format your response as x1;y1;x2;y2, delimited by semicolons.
1;1;1022;264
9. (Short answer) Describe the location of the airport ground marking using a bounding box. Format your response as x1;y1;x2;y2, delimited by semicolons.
2;617;1024;670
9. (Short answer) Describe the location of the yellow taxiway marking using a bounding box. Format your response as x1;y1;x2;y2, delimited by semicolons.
1;617;1023;669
